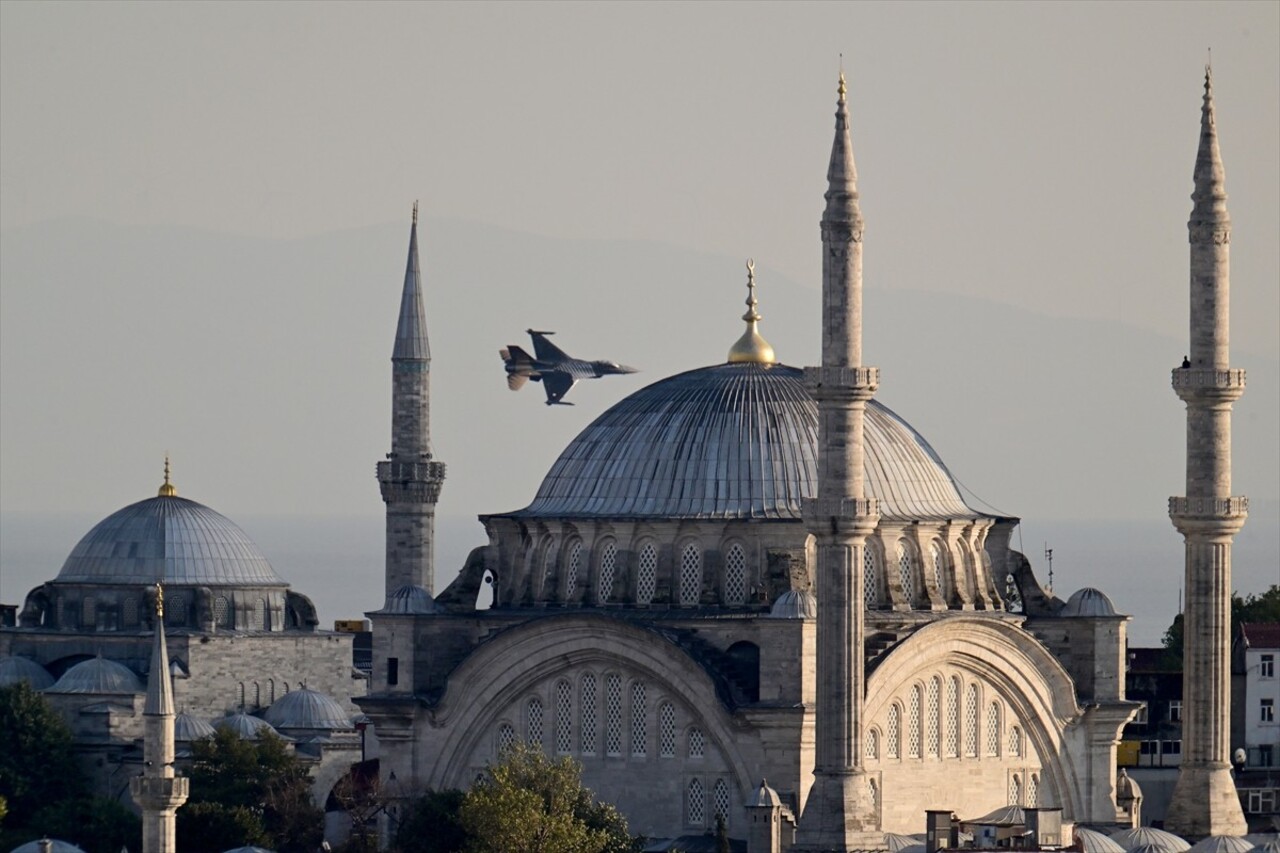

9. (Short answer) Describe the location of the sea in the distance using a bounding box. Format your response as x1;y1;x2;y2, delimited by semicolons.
2;512;1275;649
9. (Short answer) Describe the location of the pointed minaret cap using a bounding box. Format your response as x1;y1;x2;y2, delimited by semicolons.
826;70;859;198
727;259;777;364
1191;61;1228;220
145;584;175;716
157;456;177;497
393;201;431;361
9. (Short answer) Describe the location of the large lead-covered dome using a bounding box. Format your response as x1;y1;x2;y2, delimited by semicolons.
56;495;284;586
512;362;984;522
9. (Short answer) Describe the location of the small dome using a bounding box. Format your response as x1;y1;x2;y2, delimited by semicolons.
174;712;217;742
56;494;284;586
769;589;818;619
379;584;442;615
1247;841;1280;853
1075;829;1127;853
1116;768;1143;802
9;841;89;853
1061;587;1118;617
262;688;352;731
47;658;143;694
1110;827;1190;853
1189;839;1254;853
751;779;783;808
0;656;55;690
215;712;280;740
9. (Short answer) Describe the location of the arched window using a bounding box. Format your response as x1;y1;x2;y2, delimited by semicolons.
631;681;647;757
166;593;186;627
605;674;623;756
497;722;516;754
565;540;583;601
723;544;747;605
931;541;947;600
927;677;941;757
82;597;95;627
555;680;573;755
238;682;246;710
283;681;290;694
268;678;276;704
965;683;979;757
253;682;261;708
679;543;701;606
987;702;1001;757
1008;725;1022;758
898;542;915;605
688;778;705;825
713;778;730;822
527;697;544;745
581;673;597;755
1028;774;1039;807
262;598;272;631
863;545;879;606
908;685;922;759
946;676;960;757
688;726;705;759
659;702;676;757
1009;773;1021;806
636;543;657;605
214;596;231;629
866;727;879;761
597;541;617;605
887;704;901;759
122;597;138;627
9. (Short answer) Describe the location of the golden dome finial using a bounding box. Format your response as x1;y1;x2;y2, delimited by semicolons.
158;455;177;497
727;258;778;365
155;583;164;618
838;56;847;100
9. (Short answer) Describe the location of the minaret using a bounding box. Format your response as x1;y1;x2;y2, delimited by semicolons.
1164;67;1249;839
131;584;189;853
793;72;882;851
378;203;446;599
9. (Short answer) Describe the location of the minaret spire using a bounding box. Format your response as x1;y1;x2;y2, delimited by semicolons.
132;584;189;853
793;70;882;852
1164;66;1248;839
378;204;446;599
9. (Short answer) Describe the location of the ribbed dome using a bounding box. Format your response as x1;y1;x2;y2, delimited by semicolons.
1076;829;1128;853
508;362;985;521
9;841;89;853
262;688;352;731
0;655;55;690
1062;587;1118;617
379;584;442;615
47;658;143;694
215;712;280;740
1110;828;1190;853
769;589;818;619
174;712;217;742
56;495;284;586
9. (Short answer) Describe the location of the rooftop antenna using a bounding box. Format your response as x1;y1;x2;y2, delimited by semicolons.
1044;543;1054;594
412;199;418;225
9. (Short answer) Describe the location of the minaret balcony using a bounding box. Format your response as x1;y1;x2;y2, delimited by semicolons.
804;366;879;400
130;774;189;807
1169;496;1248;535
1171;368;1245;402
377;460;447;484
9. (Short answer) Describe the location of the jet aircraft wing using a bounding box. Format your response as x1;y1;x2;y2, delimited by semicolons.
528;330;571;363
541;372;577;405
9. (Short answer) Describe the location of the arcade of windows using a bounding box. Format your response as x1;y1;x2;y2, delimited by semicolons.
859;535;990;609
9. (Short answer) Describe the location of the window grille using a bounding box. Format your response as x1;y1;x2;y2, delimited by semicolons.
1010;773;1021;806
679;544;701;605
908;685;922;758
1008;725;1022;758
581;673;597;754
866;727;879;761
252;598;265;630
927;677;941;756
987;703;1001;757
659;703;676;757
965;684;979;757
946;677;960;757
636;543;657;604
528;697;544;745
82;597;95;626
167;593;187;626
555;680;573;754
214;596;231;628
122;597;138;627
631;681;647;756
887;705;901;759
1028;774;1039;807
898;543;914;605
713;778;730;822
597;541;617;604
565;541;582;600
605;674;623;756
723;544;747;605
688;726;705;759
688;778;705;825
864;546;878;605
498;723;516;754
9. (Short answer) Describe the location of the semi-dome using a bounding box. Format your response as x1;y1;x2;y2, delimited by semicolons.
215;712;280;740
0;655;55;690
1061;587;1118;617
56;494;284;586
262;688;352;731
174;712;217;742
506;362;987;522
46;657;143;694
769;589;818;619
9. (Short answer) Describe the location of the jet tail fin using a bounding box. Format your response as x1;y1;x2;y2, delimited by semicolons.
503;345;535;365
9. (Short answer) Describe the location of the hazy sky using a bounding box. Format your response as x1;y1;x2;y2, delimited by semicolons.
1;2;1277;627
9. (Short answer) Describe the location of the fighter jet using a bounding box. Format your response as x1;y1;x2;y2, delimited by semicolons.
500;330;637;405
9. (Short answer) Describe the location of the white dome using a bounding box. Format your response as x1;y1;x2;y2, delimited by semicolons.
46;657;143;694
769;589;818;619
1061;587;1118;617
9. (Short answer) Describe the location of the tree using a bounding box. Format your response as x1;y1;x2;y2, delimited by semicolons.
459;742;636;853
178;728;323;853
1162;584;1280;667
393;788;468;853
